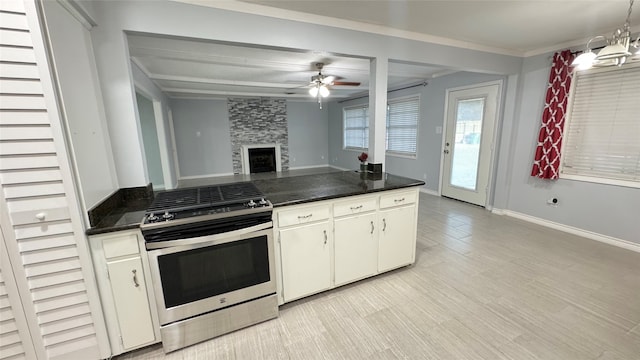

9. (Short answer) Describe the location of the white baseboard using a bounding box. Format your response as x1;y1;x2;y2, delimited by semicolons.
178;173;235;180
419;188;439;196
492;209;640;253
329;164;351;171
288;165;332;170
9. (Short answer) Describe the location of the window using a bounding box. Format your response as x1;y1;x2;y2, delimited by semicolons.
343;105;368;149
561;64;640;187
342;97;420;156
386;96;419;156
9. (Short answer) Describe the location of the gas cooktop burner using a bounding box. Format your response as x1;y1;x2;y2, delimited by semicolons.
141;182;271;227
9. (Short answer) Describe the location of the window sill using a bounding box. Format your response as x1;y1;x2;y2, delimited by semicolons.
559;173;639;189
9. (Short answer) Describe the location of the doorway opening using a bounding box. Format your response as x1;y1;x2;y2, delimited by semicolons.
135;90;173;190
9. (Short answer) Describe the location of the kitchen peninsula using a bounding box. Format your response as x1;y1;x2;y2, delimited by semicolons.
85;170;423;353
253;170;424;304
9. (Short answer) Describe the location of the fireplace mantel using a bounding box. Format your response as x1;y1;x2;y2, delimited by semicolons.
241;143;282;175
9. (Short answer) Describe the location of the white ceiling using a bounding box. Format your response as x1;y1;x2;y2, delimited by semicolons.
131;0;640;100
129;34;447;99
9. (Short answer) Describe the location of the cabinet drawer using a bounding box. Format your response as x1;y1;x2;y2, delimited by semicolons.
333;196;377;217
102;232;140;259
379;189;417;209
277;204;330;227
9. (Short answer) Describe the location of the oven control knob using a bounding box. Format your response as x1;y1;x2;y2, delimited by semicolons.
162;211;174;220
259;198;267;206
148;213;159;222
247;199;257;208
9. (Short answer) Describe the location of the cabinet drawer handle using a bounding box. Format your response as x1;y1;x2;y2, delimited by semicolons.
298;214;313;219
323;230;327;245
383;218;387;232
132;269;140;288
370;221;374;234
350;205;363;211
394;197;405;203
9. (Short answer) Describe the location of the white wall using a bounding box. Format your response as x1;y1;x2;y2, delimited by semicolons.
87;0;521;187
42;1;118;210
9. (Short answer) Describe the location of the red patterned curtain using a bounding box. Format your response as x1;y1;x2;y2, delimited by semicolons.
531;50;576;179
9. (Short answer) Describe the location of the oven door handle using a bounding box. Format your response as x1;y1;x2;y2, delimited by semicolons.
145;221;273;250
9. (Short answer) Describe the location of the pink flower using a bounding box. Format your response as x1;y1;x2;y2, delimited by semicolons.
358;152;368;163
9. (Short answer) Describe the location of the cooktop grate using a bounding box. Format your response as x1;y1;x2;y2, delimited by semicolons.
146;182;262;213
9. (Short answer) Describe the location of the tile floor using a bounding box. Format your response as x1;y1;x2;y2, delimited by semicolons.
117;193;640;360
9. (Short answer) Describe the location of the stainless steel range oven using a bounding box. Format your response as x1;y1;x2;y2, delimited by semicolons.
140;182;277;353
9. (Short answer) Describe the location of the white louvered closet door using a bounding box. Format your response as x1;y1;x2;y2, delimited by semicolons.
0;1;108;359
0;229;37;360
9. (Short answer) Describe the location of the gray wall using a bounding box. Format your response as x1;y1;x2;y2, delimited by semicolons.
287;101;329;168
328;71;506;193
88;0;521;187
170;99;234;177
83;0;637;243
501;53;640;243
170;99;328;178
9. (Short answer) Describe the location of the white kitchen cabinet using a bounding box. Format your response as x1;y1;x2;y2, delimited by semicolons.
106;257;155;350
274;187;420;304
378;204;417;272
334;212;378;286
89;230;159;355
279;221;332;302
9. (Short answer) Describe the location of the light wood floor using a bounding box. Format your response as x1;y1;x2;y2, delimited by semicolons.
117;194;640;360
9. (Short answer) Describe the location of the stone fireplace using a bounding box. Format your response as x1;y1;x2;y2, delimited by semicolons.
228;98;289;174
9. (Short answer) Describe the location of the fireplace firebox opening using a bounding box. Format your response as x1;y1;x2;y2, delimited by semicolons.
248;147;276;173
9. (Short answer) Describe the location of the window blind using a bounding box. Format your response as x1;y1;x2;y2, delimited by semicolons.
343;106;369;149
386;97;419;155
561;65;640;185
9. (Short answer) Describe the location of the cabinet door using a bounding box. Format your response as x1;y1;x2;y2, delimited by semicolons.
378;205;417;272
280;221;332;302
334;213;378;286
107;257;155;350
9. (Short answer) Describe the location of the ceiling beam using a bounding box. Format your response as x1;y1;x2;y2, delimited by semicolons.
161;87;356;99
150;73;302;88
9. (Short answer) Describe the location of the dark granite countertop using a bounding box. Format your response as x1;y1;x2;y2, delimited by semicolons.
85;172;423;234
253;171;424;207
85;185;153;236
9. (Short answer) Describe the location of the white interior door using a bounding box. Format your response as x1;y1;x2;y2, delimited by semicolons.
441;83;500;206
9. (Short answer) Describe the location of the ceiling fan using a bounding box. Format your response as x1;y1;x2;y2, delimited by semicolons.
308;62;360;109
309;62;361;89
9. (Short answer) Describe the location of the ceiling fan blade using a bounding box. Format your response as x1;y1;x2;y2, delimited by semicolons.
332;81;361;86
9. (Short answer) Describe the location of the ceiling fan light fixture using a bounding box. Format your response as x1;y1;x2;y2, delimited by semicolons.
574;0;636;69
595;42;631;60
309;86;319;97
319;84;330;97
572;50;597;70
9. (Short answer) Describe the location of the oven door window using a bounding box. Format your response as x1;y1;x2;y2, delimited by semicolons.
157;235;270;308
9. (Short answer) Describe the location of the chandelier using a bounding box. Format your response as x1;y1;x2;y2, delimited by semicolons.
572;0;640;70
